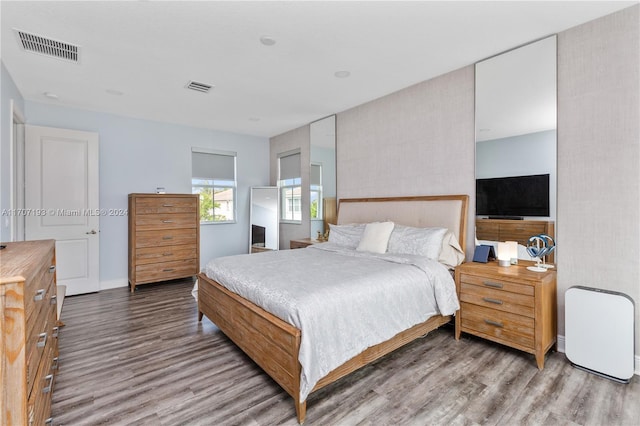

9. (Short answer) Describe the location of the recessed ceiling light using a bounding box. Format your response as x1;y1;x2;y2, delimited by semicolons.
106;89;124;96
43;92;59;100
334;70;351;78
260;36;276;46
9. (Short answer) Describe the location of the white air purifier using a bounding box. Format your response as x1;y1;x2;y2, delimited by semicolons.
565;286;635;383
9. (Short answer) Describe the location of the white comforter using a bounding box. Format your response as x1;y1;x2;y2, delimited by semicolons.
204;243;459;401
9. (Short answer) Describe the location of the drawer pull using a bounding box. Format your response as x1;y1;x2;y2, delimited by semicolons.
483;281;503;289
162;236;173;240
163;252;173;256
42;374;54;394
49;265;56;273
34;289;45;301
162;220;174;223
51;357;59;371
162;204;174;207
483;297;503;305
163;268;175;272
45;418;54;425
52;326;60;338
484;319;504;328
50;295;57;305
37;332;47;348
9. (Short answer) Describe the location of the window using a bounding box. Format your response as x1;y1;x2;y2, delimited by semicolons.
191;148;236;223
278;150;301;222
310;163;323;220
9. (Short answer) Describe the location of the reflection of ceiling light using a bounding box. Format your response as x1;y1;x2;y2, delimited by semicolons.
334;70;351;78
44;92;59;100
106;89;124;96
260;36;276;46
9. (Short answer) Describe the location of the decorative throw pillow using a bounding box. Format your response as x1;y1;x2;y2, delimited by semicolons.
387;225;448;260
356;222;395;254
328;223;366;248
439;230;466;268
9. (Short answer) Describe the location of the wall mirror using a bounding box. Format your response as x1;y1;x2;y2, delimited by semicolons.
249;186;279;253
475;35;557;257
309;115;337;239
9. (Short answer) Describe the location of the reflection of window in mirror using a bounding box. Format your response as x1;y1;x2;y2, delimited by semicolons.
278;150;301;222
310;163;323;220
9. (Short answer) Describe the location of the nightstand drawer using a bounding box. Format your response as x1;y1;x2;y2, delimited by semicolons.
460;302;534;349
460;273;534;296
459;282;534;317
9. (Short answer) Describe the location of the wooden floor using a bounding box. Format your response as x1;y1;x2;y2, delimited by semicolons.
52;279;640;426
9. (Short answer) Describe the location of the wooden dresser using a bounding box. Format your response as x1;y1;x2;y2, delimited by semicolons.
454;261;556;369
289;238;323;249
128;194;200;292
1;239;59;425
476;218;555;262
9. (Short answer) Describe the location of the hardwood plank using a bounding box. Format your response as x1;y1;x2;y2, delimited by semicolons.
51;280;640;425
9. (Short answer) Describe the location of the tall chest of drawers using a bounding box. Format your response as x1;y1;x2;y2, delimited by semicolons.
1;239;59;425
454;261;556;369
128;194;200;292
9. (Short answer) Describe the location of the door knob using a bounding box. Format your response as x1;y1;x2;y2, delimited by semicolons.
86;230;97;234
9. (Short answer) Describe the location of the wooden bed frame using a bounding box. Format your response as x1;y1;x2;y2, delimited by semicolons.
197;195;468;423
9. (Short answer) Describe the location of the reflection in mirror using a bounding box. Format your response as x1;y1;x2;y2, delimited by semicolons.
475;36;557;261
310;115;337;239
249;186;279;253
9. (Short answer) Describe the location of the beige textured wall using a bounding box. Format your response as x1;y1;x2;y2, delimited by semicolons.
270;125;311;249
557;6;639;345
336;66;476;256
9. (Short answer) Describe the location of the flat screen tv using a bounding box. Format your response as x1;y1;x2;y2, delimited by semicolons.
476;174;550;218
251;224;266;247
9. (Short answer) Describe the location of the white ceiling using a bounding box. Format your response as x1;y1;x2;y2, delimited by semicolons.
1;1;636;138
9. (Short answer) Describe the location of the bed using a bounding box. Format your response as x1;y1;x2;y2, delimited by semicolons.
197;195;468;423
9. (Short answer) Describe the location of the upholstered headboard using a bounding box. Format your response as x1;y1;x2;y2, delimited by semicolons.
337;195;469;252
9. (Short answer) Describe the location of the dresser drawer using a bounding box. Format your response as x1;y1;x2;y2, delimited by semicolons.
24;250;55;326
134;244;198;265
135;259;198;283
26;293;57;394
28;320;56;426
135;196;197;214
459;273;534;296
500;222;548;245
460;302;534;349
459;282;534;317
135;228;198;248
135;213;197;230
475;221;499;241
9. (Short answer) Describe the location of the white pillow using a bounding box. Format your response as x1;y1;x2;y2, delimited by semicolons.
387;225;448;260
439;231;466;268
328;223;365;248
356;222;395;254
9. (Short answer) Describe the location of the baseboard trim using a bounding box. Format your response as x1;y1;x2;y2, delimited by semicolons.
556;334;640;376
100;279;128;291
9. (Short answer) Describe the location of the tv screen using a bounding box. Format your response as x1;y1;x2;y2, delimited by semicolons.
476;174;550;218
251;224;266;247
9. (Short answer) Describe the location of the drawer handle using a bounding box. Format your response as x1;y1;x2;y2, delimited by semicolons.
42;374;54;394
50;295;57;305
52;326;60;338
162;220;174;223
483;281;503;289
482;297;503;305
37;332;47;348
162;236;173;240
51;357;59;371
163;252;173;256
484;319;504;328
49;265;56;273
45;418;53;425
162;204;174;207
34;289;45;301
163;268;175;272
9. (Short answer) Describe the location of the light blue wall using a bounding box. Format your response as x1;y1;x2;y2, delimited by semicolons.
475;129;557;220
0;61;25;242
24;101;270;288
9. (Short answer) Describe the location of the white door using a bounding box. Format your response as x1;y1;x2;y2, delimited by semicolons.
25;125;100;295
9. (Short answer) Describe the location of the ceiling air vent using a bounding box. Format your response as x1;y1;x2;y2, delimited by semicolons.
15;29;79;63
186;80;213;93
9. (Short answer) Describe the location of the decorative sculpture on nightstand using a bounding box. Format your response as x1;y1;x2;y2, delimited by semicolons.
526;234;555;272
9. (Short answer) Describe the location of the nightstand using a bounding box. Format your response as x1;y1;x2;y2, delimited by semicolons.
454;261;557;369
289;238;323;249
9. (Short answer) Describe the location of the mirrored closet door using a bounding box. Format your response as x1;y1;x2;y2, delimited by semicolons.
249;186;279;253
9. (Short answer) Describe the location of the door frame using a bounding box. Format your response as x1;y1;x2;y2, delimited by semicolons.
9;99;25;242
